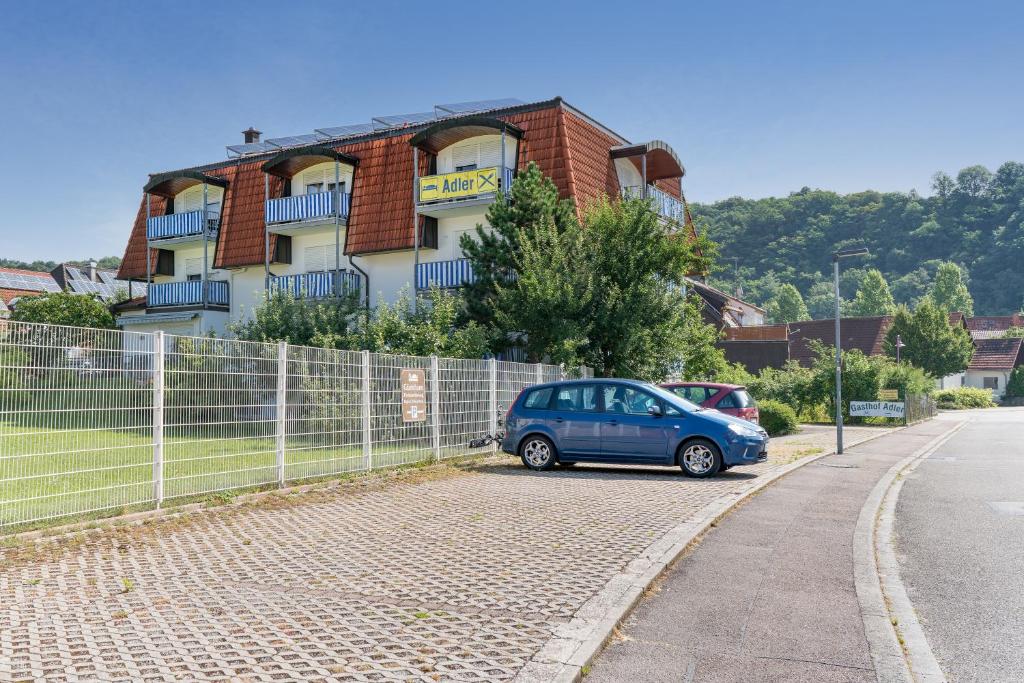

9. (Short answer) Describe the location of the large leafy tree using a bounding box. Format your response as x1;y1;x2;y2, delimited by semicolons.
927;261;974;316
765;283;809;323
849;269;896;316
11;292;115;329
460;162;578;329
882;301;974;377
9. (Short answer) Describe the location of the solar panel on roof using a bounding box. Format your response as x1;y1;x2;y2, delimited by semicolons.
0;271;60;292
98;271;116;285
314;123;375;139
434;98;524;116
371;111;437;130
265;133;322;149
226;142;276;157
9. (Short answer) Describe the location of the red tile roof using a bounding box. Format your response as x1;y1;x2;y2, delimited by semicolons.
119;99;689;279
965;314;1024;339
0;288;41;304
968;337;1024;370
788;316;894;367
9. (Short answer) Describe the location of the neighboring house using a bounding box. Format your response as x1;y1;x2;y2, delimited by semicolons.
0;266;61;315
966;314;1024;340
963;337;1024;398
718;324;790;373
115;97;696;336
787;316;893;368
50;261;145;302
687;279;766;328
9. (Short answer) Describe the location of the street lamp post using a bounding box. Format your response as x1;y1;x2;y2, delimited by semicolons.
833;247;869;454
895;334;906;364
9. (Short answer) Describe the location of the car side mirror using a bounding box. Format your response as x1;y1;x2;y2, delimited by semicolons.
647;404;662;417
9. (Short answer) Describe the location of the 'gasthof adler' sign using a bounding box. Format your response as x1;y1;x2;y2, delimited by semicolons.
400;368;428;423
419;167;499;202
849;401;905;418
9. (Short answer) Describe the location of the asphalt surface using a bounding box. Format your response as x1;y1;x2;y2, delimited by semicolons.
587;419;953;682
895;408;1024;683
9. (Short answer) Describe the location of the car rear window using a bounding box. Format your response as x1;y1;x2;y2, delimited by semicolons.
522;387;554;410
724;389;755;408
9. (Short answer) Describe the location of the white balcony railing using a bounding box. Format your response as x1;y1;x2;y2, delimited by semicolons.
620;185;686;224
146;210;219;241
148;280;229;307
266;191;351;225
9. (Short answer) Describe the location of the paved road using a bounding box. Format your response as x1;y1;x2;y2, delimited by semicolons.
896;408;1024;682
0;426;882;682
587;419;954;683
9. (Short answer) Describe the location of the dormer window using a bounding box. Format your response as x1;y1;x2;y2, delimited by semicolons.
449;137;503;174
301;166;347;196
178;185;222;216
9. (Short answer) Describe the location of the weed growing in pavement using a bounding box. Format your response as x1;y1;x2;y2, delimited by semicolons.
111;610;129;620
120;578;134;593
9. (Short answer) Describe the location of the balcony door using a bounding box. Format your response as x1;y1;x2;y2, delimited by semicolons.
301;167;345;197
180;185;222;216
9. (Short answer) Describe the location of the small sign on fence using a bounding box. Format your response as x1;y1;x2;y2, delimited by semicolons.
400;368;428;422
878;389;899;401
850;400;905;418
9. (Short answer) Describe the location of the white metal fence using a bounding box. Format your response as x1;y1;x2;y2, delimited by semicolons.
0;321;590;532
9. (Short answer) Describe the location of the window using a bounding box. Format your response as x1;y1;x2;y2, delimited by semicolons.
671;386;711;404
553;384;598;412
523;387;553;410
718;390;754;409
180;185;222;215
983;376;1000;390
185;258;202;281
603;386;659;415
449;137;504;173
304;245;333;273
302;167;347;196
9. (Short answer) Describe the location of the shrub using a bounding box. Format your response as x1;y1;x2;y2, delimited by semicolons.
758;400;799;436
1006;367;1024;398
932;387;996;409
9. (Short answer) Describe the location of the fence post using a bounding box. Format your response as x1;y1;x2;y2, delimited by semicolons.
152;331;164;508
276;341;287;486
489;358;498;451
535;362;543;385
431;355;441;462
362;350;372;470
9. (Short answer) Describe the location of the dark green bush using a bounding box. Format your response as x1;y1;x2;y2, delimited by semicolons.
1006;367;1024;399
758;400;799;436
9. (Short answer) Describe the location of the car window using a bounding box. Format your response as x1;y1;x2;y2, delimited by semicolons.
603;386;660;415
553;384;598;412
671;386;708;403
732;389;755;408
717;391;738;409
523;387;553;410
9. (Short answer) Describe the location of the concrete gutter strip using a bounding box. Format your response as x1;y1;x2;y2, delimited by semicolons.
516;424;909;683
854;421;964;683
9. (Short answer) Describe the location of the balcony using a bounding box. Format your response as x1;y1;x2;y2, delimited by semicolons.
266;191;350;234
146;210;219;245
416;167;514;218
621;185;687;225
148;280;229;308
268;271;361;299
416;258;475;290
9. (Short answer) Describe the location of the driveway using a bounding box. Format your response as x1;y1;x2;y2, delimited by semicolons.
1;425;883;682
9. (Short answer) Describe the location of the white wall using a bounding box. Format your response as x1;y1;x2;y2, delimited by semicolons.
613;158;643;191
434;134;515;174
963;369;1011;398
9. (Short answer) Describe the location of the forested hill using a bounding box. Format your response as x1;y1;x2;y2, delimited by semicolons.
693;162;1024;316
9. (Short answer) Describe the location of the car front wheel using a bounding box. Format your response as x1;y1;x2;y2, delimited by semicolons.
520;435;557;471
679;439;722;478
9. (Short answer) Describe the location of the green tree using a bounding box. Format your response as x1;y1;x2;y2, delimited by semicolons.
232;290;360;348
765;283;809;323
577;196;718;380
848;269;896;316
491;214;593;366
805;281;838;320
926;262;974;316
1006;367;1024;398
11;292;115;329
1003;327;1024;339
360;287;490;358
882;302;974;377
460;162;578;329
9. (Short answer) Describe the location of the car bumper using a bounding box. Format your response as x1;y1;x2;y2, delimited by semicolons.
724;437;768;465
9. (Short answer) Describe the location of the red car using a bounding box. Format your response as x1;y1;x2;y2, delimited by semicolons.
659;382;760;424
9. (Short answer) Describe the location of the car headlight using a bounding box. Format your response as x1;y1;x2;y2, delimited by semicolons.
728;422;761;438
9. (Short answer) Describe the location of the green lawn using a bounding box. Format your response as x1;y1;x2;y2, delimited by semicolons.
0;421;441;532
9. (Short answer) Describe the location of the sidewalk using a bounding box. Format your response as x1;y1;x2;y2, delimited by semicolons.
0;425;887;682
586;419;953;683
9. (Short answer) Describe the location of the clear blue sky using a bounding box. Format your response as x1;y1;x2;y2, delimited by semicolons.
1;0;1021;263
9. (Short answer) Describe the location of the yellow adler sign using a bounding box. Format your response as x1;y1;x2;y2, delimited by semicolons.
419;167;499;202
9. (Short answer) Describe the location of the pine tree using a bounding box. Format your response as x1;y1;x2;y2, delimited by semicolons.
927;262;974;317
849;269;896;316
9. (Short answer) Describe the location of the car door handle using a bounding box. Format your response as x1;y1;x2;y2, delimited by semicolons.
605;419;619;425
554;417;564;423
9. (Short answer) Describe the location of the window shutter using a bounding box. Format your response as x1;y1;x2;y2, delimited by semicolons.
452;144;477;170
478;138;502;168
185;258;203;277
304;245;331;272
182;187;202;212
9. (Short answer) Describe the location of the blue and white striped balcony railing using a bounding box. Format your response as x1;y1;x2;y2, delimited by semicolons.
147;280;229;308
266;191;351;225
620;185;687;224
268;271;362;299
146;210;219;241
416;258;476;289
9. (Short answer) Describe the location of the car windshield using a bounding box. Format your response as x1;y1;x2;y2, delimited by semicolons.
643;383;703;413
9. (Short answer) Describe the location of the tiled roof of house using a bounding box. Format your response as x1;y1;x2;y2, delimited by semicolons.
968;337;1024;370
724;324;790;341
788;316;893;367
965;314;1024;339
119;99;691;279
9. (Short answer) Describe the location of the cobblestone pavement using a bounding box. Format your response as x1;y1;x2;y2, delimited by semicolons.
1;426;884;682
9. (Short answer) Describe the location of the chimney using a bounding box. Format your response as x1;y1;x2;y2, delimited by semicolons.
87;260;98;282
243;127;262;144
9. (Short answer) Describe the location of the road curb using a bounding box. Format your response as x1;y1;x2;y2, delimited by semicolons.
854;421;964;683
515;424;909;683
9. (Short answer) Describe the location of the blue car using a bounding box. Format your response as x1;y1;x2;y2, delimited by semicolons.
502;379;768;477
